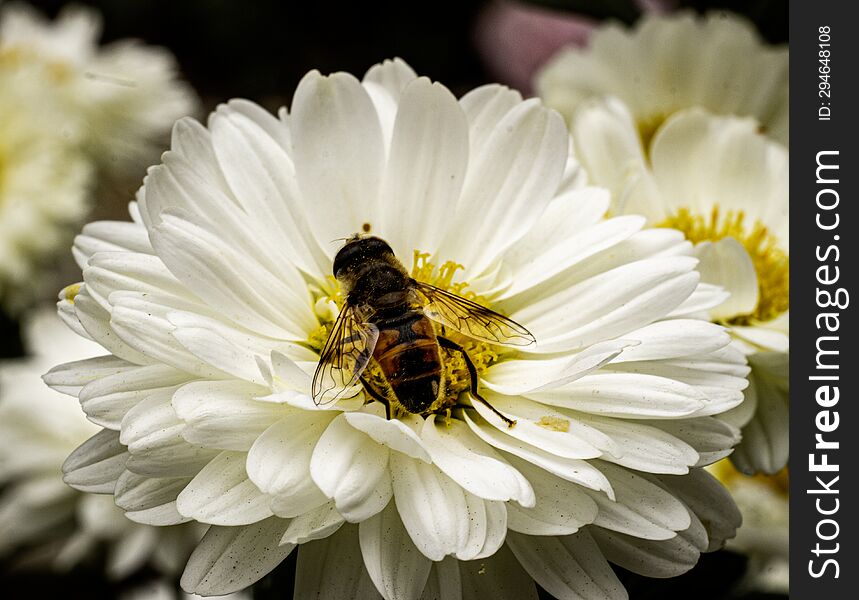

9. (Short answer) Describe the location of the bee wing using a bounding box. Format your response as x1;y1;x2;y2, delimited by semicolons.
311;304;380;405
413;281;536;347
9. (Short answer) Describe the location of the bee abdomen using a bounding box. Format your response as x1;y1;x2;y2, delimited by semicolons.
375;339;442;414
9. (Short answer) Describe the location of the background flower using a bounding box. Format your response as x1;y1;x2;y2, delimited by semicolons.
0;65;90;311
0;2;198;176
47;59;746;600
536;11;789;145
709;460;788;594
569;103;788;476
0;309;204;580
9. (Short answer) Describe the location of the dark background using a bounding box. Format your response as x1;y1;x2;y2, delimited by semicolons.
3;0;788;598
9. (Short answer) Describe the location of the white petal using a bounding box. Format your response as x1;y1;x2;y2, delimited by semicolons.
651;417;740;467
669;283;731;318
176;451;273;526
119;388;216;478
291;70;385;248
527;373;706;419
586;462;690;540
574;415;699;474
730;356;789;474
344;411;431;462
209;105;328;277
463;411;614;498
731;324;789;353
570;96;648;212
505;457;598;536
471;392;617;460
74;288;155;365
310;414;391;522
172;380;287;451
62;429;128;493
246;413;334;496
513;257;700;354
180;516;294;596
168;310;279;384
656;470;741;551
360;501;432;600
42;354;134;397
501;215;645;298
363;57;419;148
507;529;627;600
295;525;383;600
421;415;533;505
280;501;345;545
483;339;633;396
612;319;731;363
389;454;468;561
79;363;190;429
108;291;224;377
443;99;568;277
151;214;315;340
114;470;192;526
695;239;759;321
458;84;522;156
378;77;468;260
591;525;701;578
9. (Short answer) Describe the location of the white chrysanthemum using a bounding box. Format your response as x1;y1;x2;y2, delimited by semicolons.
47;59;747;599
569;100;788;476
0;67;91;311
709;460;788;594
0;309;204;578
0;2;197;173
536;11;789;144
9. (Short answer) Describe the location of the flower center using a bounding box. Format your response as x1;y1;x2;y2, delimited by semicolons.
306;250;500;417
658;206;789;325
0;46;74;83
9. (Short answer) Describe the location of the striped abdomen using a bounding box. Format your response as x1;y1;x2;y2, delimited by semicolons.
372;309;442;414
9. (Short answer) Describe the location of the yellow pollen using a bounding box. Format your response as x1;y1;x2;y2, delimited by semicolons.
657;206;789;325
536;416;570;432
63;283;82;304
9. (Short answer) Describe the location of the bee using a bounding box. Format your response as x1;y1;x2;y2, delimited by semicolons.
311;235;535;426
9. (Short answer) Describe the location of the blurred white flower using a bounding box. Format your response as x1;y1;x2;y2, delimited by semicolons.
48;59;746;599
569;102;788;476
0;309;204;578
709;460;789;594
0;65;90;311
536;11;789;144
0;2;198;174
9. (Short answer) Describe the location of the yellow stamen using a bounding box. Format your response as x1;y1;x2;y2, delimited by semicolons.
536;416;571;432
657;206;789;324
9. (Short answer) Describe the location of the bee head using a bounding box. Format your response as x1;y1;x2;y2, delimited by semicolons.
333;235;394;278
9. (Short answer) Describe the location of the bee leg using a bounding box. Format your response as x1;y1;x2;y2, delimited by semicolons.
360;376;392;420
438;337;516;428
